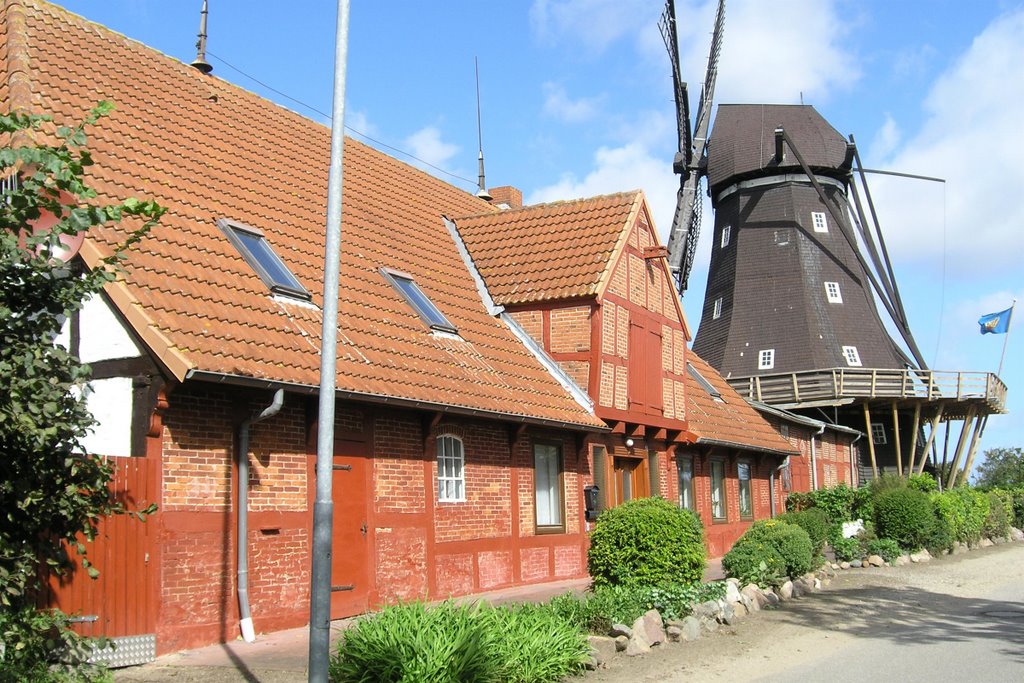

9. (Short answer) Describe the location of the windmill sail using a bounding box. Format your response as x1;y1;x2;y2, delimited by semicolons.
662;0;725;294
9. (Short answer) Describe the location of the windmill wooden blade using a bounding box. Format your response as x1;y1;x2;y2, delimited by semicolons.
664;0;725;294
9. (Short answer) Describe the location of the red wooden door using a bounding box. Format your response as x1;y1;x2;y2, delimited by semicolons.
330;439;370;618
43;457;158;638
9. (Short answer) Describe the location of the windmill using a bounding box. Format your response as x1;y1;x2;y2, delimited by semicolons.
660;0;725;295
662;5;1007;486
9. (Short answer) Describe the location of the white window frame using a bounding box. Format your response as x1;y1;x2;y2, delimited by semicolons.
713;297;723;319
812;211;828;233
842;345;862;367
758;348;775;370
721;224;731;248
534;442;564;533
711;459;727;521
436;435;466;502
737;461;753;519
871;423;887;445
824;281;843;303
677;456;694;511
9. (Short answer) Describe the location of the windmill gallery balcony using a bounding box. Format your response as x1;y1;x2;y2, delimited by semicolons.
727;368;1008;418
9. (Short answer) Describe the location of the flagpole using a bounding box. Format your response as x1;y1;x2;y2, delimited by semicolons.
997;298;1016;377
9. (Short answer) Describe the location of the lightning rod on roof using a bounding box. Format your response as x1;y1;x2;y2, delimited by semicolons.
475;57;492;201
191;0;213;74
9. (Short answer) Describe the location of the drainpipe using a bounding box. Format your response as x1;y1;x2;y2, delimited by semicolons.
849;432;863;488
769;455;790;518
810;424;826;491
236;389;284;642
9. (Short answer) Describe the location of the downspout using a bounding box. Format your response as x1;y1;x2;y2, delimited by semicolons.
810;424;825;491
236;389;284;642
849;432;863;488
770;455;790;518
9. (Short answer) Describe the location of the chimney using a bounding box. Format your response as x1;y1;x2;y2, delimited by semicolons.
487;186;523;210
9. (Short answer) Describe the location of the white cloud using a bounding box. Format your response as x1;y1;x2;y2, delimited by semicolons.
528;141;679;235
868;8;1024;276
662;0;858;107
868;113;901;161
403;126;460;172
542;83;603;123
529;0;656;53
344;110;377;139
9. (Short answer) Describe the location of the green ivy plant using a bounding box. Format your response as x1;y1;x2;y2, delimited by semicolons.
0;104;163;677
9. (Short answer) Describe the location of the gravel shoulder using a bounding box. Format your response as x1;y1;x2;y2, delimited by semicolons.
583;541;1024;682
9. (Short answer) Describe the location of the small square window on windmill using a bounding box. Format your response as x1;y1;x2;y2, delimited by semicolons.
219;218;311;301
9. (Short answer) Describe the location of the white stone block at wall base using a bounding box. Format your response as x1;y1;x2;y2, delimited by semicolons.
842;519;864;538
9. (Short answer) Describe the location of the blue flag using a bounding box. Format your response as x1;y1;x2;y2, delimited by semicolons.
978;307;1012;334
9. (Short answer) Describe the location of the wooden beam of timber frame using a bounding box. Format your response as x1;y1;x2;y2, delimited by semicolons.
916;403;944;475
908;403;922;475
959;414;988;486
863;403;878;478
891;400;903;477
947;405;977;488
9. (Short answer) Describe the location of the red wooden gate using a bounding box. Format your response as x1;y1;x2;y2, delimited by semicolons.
42;456;159;641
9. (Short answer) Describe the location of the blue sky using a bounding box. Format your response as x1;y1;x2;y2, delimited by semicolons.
56;1;1023;469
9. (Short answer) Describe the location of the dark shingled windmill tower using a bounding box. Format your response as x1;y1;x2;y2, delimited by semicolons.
691;104;910;377
662;1;1007;485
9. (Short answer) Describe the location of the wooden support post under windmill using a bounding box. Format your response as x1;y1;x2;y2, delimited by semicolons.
958;414;988;487
946;406;978;488
907;403;921;475
863;402;878;478
916;403;944;474
891;400;903;477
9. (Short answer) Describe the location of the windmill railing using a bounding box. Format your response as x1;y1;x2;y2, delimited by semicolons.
728;368;1007;415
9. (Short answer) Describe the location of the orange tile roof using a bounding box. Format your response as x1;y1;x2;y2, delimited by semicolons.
3;0;605;430
455;192;642;305
685;351;798;456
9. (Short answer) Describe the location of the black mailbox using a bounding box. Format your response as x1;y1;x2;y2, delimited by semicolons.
583;485;601;522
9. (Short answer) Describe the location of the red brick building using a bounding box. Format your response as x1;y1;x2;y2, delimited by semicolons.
5;0;607;657
457;194;799;557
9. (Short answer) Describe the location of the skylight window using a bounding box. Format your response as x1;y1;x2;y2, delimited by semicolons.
381;268;457;334
721;224;731;248
758;349;775;370
712;297;723;319
842;345;862;367
687;362;723;402
219;219;309;300
824;281;843;303
811;211;828;233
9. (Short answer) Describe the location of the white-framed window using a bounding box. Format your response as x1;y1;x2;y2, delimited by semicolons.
871;423;887;445
534;442;564;532
677;456;694;511
721;224;731;248
812;211;828;233
842;345;862;367
436;435;465;502
824;281;843;303
758;348;775;370
738;461;753;519
712;297;723;319
711;460;727;521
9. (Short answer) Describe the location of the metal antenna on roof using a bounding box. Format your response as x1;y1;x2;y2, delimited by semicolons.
191;0;213;74
474;57;492;201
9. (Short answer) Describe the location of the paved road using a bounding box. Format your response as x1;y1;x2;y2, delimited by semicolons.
587;541;1024;682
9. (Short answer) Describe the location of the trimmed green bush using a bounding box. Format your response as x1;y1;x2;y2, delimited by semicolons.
931;487;989;544
776;508;829;558
830;534;861;562
329;601;589;683
874;488;935;550
983;490;1012;539
723;519;814;586
784;484;858;524
907;472;938;493
866;538;902;563
721;541;784;587
587;497;705;588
